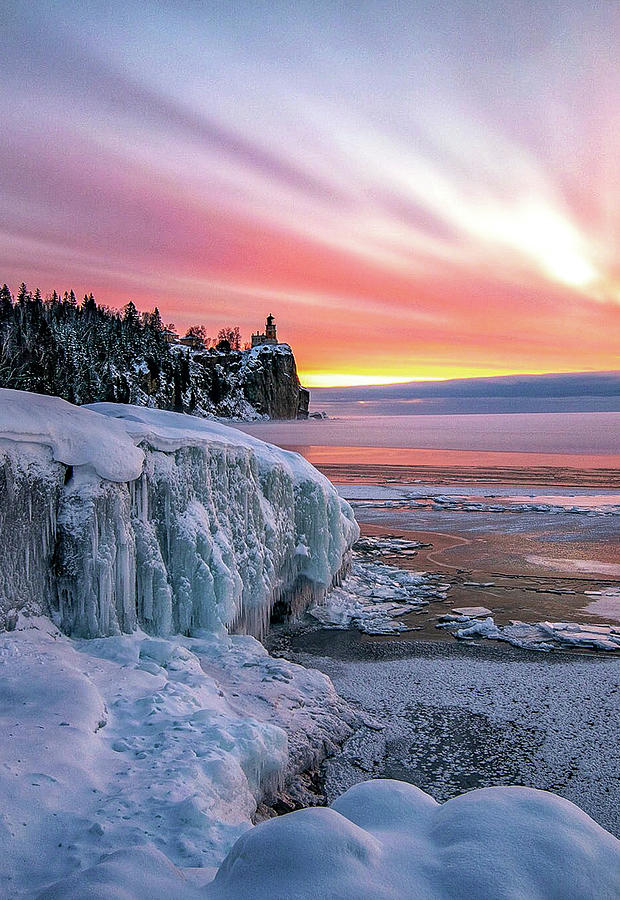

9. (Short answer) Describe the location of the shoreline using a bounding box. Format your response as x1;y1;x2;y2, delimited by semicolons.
356;522;620;639
311;458;620;486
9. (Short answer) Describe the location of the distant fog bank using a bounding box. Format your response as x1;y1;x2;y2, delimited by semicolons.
309;371;620;416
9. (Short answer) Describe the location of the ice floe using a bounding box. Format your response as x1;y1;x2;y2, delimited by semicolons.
308;547;449;635
437;613;620;652
348;495;620;517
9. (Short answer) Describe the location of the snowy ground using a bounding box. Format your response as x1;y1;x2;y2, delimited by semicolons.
0;616;353;899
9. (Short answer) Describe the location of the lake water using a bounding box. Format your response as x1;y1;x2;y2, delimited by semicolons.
233;411;620;468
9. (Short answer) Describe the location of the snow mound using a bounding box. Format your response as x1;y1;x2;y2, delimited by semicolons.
205;779;619;900
41;779;619;899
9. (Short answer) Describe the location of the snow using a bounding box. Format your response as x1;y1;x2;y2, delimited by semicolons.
203;779;620;900
0;390;358;638
0;390;363;896
2;390;619;897
291;633;620;837
0;616;353;899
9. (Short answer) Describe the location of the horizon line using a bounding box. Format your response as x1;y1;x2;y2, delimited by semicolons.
301;368;620;389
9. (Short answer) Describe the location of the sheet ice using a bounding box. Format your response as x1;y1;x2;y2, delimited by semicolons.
0;390;358;638
437;612;620;651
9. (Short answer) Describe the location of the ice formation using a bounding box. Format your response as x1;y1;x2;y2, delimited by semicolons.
437;612;620;651
0;390;358;639
0;391;359;897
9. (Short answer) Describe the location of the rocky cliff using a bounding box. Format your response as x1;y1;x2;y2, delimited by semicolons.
189;343;309;419
0;289;308;420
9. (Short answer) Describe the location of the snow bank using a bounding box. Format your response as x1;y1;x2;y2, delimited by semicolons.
0;390;358;638
38;779;620;899
0;389;144;482
0;391;360;897
0;617;353;899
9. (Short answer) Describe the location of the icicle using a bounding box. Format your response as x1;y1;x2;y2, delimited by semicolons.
1;410;358;640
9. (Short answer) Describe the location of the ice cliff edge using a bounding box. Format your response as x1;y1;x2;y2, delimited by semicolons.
0;389;358;637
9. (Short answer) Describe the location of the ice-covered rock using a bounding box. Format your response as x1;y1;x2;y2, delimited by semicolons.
0;390;358;638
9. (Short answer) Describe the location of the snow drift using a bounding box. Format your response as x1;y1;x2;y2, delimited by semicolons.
0;614;355;898
205;779;620;900
36;778;620;899
0;389;358;638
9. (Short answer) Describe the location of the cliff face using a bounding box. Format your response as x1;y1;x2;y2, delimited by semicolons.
238;344;306;419
177;343;308;420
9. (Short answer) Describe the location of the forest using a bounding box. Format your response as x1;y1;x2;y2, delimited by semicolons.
0;283;232;410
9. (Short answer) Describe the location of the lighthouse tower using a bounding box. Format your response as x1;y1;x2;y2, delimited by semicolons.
251;314;279;347
265;314;277;342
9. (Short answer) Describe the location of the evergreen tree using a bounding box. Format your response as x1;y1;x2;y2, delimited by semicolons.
123;301;140;328
16;282;30;305
0;284;12;320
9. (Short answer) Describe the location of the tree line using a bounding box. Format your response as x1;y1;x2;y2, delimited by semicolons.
0;282;245;408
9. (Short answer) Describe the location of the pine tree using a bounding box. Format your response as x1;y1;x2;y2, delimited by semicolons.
0;284;12;320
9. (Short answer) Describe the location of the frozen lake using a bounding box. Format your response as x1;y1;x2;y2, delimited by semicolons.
233;412;620;465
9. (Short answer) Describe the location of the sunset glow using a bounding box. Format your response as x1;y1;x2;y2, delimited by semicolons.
302;374;443;388
1;1;619;382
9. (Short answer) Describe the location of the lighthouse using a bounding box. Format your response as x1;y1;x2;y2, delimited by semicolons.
251;314;279;348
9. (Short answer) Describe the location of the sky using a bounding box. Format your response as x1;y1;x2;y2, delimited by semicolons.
1;0;619;386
